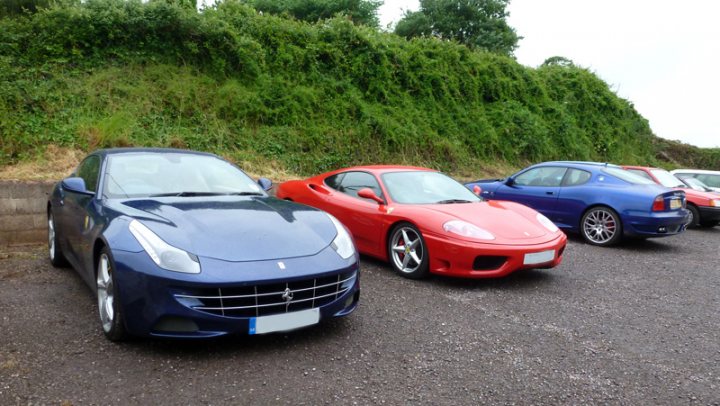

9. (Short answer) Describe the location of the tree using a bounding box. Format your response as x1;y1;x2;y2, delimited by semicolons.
395;0;519;56
244;0;383;28
0;0;52;17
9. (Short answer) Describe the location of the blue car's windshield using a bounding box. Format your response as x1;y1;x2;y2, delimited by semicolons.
603;167;656;185
382;171;481;204
102;153;265;199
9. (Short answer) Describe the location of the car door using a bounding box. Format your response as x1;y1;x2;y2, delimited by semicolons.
63;155;101;276
492;166;566;218
320;171;386;256
554;168;593;228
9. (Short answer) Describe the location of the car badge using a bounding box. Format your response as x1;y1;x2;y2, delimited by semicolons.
281;288;293;303
277;261;286;270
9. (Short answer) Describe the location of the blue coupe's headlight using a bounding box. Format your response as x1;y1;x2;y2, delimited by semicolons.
128;220;201;274
536;213;559;233
327;214;356;260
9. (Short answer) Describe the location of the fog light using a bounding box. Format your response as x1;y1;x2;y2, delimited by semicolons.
154;316;199;333
658;226;667;233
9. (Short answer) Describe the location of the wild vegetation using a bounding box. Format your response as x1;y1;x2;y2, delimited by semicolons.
0;0;717;180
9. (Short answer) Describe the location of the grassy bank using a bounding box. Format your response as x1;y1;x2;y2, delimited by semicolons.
1;0;718;180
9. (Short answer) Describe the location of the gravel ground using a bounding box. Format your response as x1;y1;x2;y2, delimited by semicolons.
1;229;719;405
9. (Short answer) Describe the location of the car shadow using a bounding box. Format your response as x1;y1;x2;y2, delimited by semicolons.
564;232;685;253
359;253;557;292
121;316;354;356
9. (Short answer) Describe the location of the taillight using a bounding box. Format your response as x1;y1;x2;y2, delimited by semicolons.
652;196;665;211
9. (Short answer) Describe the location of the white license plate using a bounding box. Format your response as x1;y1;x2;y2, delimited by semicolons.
670;199;681;209
249;308;320;335
523;249;555;265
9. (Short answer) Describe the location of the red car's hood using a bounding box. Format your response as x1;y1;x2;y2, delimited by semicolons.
415;200;555;243
677;187;720;200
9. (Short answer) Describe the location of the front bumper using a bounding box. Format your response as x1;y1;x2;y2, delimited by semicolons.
697;206;720;223
422;232;567;279
111;248;360;338
622;209;688;237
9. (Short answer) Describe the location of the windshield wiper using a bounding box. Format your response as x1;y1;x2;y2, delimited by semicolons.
224;191;265;196
435;199;474;204
149;191;228;197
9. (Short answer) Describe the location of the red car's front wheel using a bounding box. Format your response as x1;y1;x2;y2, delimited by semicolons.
388;223;429;279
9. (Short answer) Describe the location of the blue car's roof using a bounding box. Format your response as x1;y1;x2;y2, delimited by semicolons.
92;147;217;158
535;161;621;169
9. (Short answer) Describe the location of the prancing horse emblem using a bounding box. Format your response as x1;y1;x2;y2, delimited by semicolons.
281;288;293;303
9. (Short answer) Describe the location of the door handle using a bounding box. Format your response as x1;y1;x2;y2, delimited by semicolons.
545;191;554;195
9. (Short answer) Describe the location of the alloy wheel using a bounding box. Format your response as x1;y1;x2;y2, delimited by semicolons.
390;227;425;274
96;253;115;333
582;209;617;244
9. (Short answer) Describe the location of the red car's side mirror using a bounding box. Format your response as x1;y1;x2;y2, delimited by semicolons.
357;188;384;205
473;185;482;196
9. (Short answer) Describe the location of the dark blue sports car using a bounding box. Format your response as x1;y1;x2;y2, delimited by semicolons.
465;161;689;246
47;148;360;340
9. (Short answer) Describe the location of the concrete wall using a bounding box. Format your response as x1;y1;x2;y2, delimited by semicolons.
0;181;53;246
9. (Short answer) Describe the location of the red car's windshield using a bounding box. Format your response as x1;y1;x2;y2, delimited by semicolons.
381;171;481;204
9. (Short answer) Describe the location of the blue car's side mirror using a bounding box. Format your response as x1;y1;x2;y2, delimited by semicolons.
62;177;94;195
257;178;273;191
505;177;515;186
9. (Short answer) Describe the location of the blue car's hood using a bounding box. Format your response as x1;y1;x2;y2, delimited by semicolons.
112;197;336;262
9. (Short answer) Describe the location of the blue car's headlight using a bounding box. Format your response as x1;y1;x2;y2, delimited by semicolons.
128;220;201;274
327;214;356;260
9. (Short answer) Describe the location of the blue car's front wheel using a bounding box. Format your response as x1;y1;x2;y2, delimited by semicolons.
581;207;623;247
97;247;128;341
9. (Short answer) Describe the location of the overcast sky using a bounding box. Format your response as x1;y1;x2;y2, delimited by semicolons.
379;0;720;149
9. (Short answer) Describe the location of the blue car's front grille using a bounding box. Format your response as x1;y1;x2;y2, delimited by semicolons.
174;271;356;318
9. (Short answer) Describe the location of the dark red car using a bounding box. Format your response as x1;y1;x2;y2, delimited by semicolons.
276;166;567;279
623;166;720;228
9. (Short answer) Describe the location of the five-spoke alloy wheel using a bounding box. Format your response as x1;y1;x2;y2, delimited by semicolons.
96;247;127;341
388;223;429;279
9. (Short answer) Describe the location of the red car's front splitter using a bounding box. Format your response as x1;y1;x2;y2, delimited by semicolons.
423;232;568;278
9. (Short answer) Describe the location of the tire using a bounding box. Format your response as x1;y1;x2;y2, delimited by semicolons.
685;205;700;228
96;247;127;341
387;222;430;279
48;212;69;267
699;220;719;228
580;206;623;247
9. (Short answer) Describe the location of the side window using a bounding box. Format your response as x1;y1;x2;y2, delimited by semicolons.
338;172;383;199
514;167;567;187
324;173;345;191
562;168;592;186
76;155;101;192
625;169;652;181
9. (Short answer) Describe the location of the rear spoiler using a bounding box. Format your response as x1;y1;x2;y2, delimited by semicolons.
467;178;504;184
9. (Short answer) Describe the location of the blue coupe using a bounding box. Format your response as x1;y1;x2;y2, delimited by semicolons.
465;162;689;246
47;148;360;340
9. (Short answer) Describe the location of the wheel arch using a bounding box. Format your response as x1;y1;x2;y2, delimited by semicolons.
579;203;623;229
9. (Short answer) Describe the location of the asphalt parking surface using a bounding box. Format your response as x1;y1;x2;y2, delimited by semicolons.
1;228;719;405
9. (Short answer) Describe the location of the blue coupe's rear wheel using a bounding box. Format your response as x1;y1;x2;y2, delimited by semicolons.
97;247;127;341
581;207;623;246
388;223;429;279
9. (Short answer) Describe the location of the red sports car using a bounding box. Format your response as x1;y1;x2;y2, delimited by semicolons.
276;166;567;279
623;165;720;228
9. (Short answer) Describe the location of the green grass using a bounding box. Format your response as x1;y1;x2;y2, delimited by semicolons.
0;0;718;177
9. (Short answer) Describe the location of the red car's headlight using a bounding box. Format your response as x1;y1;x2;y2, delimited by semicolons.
443;220;495;240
